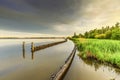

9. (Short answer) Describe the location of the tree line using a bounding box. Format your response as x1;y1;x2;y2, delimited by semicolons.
72;22;120;40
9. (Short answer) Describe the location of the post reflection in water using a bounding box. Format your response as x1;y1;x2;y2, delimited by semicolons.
22;41;25;59
31;51;34;60
22;41;34;60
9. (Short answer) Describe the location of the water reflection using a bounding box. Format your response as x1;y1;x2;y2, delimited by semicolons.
80;57;120;74
81;58;101;71
22;42;35;60
31;51;34;60
0;39;73;80
114;67;120;75
22;42;25;59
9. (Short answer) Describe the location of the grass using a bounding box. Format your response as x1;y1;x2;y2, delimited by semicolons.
71;38;120;68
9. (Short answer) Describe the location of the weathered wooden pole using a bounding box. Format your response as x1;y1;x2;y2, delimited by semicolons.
31;42;34;52
31;42;35;60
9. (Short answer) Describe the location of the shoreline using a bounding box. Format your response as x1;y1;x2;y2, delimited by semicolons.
71;38;120;69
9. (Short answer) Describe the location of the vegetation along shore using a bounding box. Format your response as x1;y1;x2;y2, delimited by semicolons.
71;22;120;68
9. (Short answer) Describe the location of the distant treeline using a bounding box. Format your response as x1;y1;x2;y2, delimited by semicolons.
73;22;120;40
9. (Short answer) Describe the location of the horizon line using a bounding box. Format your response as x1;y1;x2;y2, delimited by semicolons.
0;37;66;39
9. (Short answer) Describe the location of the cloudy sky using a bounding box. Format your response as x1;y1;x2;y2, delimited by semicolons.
0;0;120;36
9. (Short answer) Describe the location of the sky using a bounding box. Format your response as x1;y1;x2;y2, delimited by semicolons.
0;0;120;36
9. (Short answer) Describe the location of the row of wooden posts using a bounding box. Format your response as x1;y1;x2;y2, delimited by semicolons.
22;39;76;79
22;42;35;60
31;39;67;52
22;39;67;59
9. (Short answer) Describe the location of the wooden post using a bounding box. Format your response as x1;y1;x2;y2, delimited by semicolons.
31;42;34;52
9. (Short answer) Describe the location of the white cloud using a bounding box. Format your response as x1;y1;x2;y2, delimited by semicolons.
76;0;120;31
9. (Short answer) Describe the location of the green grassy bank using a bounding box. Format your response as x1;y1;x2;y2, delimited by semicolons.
72;38;120;68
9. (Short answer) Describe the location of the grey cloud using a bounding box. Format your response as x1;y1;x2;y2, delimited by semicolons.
0;0;82;24
0;0;82;35
1;0;120;35
23;0;82;24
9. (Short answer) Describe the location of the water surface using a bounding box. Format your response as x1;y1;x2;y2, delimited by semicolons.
0;39;74;80
0;39;120;80
64;50;120;80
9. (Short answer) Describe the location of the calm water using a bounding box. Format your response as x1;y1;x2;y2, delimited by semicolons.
0;39;120;80
0;39;74;80
64;50;120;80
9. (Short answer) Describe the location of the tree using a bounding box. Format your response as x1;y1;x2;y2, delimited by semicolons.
72;32;79;38
111;29;120;40
76;22;120;40
79;33;84;38
115;22;120;28
105;30;112;39
84;32;89;38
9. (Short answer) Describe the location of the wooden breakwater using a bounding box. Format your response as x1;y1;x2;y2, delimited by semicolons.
50;45;76;80
31;39;67;52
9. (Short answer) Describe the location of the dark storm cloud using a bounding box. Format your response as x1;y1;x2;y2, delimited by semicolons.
0;0;82;34
27;0;81;24
0;1;81;25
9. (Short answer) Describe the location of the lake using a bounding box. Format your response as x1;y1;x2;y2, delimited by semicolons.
0;39;120;80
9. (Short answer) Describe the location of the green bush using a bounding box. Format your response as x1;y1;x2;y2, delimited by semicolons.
111;29;120;40
95;34;106;39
